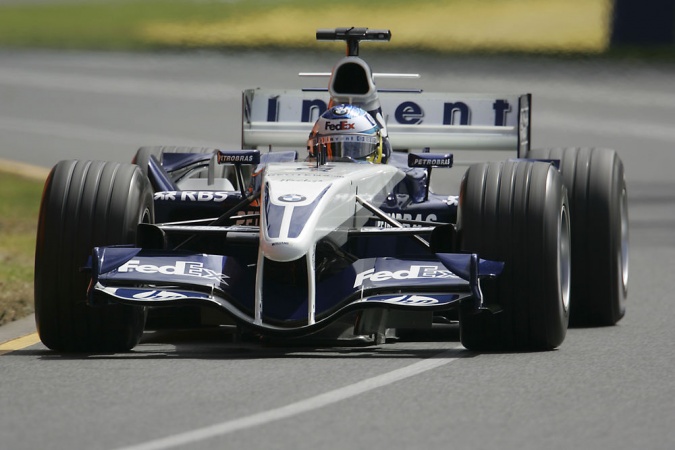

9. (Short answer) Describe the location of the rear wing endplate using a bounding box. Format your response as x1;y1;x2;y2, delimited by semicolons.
242;89;531;156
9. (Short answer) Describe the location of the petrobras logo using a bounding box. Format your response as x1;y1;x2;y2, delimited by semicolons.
217;155;260;164
410;157;452;166
353;265;458;288
324;120;355;131
218;154;254;163
217;150;261;165
408;153;453;168
117;260;229;285
154;191;228;202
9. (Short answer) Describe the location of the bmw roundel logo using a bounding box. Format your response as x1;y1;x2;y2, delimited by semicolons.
332;106;348;115
278;194;306;203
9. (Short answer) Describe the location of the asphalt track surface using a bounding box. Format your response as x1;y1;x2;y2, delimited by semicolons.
1;49;674;450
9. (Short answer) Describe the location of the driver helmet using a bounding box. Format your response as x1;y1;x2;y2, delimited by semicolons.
308;104;383;163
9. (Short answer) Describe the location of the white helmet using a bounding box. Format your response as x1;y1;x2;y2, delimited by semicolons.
308;104;383;163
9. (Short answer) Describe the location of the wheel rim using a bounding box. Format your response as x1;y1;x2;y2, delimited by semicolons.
620;185;629;293
559;204;571;313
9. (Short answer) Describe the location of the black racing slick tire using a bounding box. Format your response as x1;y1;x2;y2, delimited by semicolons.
525;147;628;326
34;160;153;352
457;160;571;351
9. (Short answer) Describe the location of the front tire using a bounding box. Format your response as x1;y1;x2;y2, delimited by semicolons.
458;161;570;351
34;160;153;352
525;147;628;326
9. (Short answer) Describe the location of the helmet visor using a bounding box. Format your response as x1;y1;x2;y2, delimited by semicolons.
313;134;379;161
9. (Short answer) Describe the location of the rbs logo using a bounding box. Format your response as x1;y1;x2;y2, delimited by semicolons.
324;120;355;131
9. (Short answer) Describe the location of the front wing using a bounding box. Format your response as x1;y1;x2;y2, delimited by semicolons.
88;246;503;337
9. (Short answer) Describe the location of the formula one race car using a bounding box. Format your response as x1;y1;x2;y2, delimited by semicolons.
34;27;629;353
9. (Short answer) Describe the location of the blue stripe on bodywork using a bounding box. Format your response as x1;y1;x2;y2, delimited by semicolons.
288;185;331;238
264;182;284;238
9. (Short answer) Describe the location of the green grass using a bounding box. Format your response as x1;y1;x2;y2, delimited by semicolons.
0;173;43;326
0;0;612;54
0;0;250;50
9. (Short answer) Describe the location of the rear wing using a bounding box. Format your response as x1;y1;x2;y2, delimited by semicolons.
241;89;531;156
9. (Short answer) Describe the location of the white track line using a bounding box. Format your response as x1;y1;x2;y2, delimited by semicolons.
116;347;463;450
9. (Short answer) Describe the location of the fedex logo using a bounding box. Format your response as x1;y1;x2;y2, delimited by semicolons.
117;260;229;284
354;264;458;288
325;120;355;131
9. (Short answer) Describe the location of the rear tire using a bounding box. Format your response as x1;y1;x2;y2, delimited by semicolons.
458;161;570;351
525;148;628;326
34;160;153;352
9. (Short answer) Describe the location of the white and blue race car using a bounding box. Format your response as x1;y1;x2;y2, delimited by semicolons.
34;27;628;352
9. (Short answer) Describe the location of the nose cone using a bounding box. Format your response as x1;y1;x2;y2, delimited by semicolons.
260;183;335;262
261;239;310;263
259;161;403;262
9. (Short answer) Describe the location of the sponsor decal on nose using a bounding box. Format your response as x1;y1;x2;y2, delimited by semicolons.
278;194;306;203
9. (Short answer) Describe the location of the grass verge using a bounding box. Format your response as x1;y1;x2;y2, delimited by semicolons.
0;0;610;54
0;171;43;326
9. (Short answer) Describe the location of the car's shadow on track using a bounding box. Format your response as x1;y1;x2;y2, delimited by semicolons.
18;322;562;360
26;324;477;361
